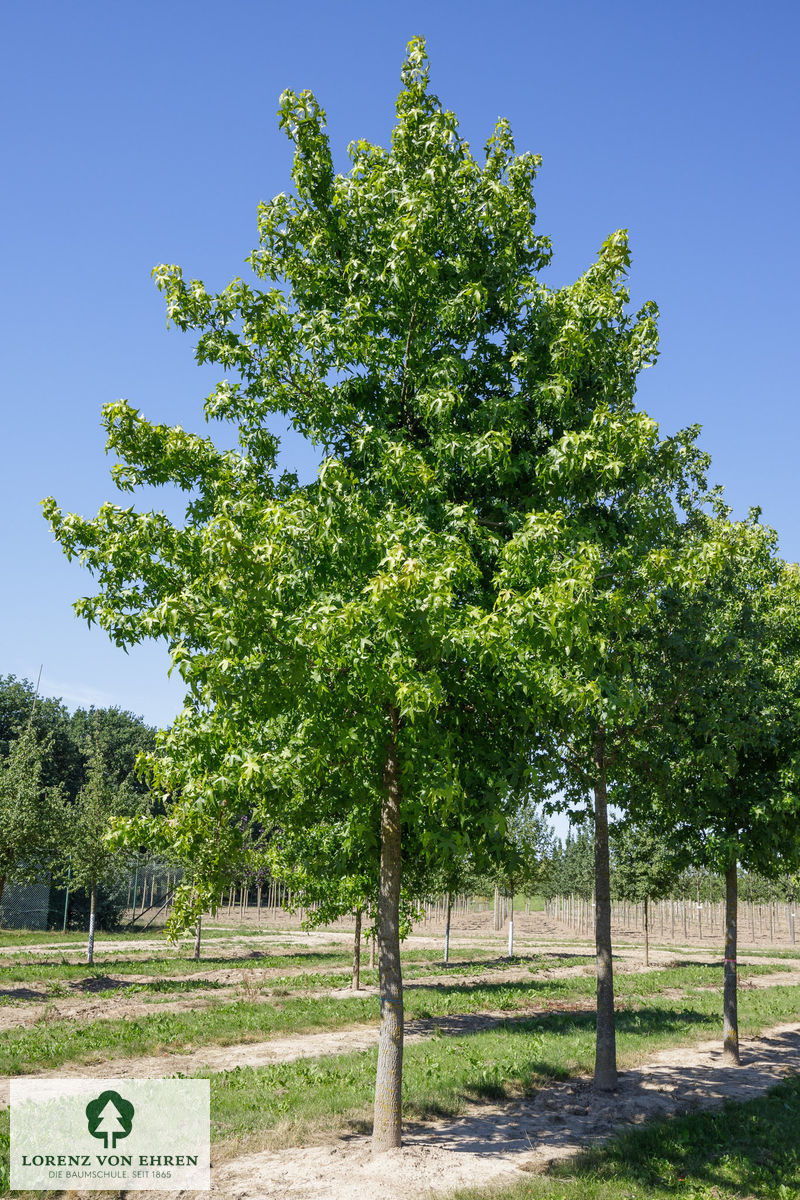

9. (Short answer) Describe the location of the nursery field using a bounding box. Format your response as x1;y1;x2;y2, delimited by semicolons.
1;908;799;1200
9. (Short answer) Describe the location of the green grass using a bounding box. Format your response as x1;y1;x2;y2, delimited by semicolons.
0;927;172;948
0;946;583;990
2;984;799;1196
736;947;800;961
0;924;301;951
0;951;595;1003
449;1074;800;1200
3;1044;799;1199
0;949;355;986
0;942;780;994
0;962;789;1076
205;982;800;1153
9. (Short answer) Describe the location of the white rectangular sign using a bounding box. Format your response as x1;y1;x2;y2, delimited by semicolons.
10;1078;210;1191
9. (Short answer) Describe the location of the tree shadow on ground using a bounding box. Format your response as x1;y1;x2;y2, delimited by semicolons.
69;974;229;994
400;1025;800;1200
557;1070;800;1199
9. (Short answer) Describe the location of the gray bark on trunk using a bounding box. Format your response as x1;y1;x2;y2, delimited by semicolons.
194;915;202;961
443;892;451;965
644;895;650;967
723;862;740;1064
372;707;404;1152
593;731;617;1090
352;907;362;990
86;878;97;965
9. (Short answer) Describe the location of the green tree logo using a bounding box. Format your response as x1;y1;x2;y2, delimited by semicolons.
85;1090;134;1149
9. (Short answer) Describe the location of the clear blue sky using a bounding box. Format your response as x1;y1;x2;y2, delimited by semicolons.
2;0;798;731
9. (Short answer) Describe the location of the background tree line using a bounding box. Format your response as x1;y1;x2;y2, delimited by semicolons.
0;673;157;953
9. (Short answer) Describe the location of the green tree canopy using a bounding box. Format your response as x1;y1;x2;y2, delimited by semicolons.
44;37;695;1139
633;513;800;1062
0;729;66;909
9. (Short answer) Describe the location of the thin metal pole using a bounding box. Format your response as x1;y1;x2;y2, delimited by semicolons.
131;861;140;923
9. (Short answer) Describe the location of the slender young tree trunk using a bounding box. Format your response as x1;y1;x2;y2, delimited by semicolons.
86;878;97;965
644;895;650;967
352;907;362;990
723;862;740;1065
372;707;403;1153
443;892;451;965
507;889;515;958
257;883;262;924
593;732;617;1090
194;915;202;961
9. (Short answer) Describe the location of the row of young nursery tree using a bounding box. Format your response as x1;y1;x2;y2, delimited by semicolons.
44;39;800;1149
0;674;156;958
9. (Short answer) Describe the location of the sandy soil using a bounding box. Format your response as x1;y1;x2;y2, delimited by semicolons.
1;944;798;1035
0;1002;601;1109
5;912;800;1198
4;963;800;1111
176;1022;800;1200
3;949;798;1033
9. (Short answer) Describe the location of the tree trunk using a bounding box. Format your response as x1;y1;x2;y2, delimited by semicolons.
0;875;6;910
194;916;202;961
443;892;451;965
593;732;617;1090
507;889;515;958
257;883;262;923
723;862;740;1065
352;907;362;990
86;878;97;965
372;707;403;1153
644;895;650;967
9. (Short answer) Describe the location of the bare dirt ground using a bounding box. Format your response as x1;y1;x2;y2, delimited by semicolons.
0;1004;598;1108
4;963;800;1110
5;912;800;1198
1;907;798;1036
4;901;799;961
2;950;798;1036
174;1022;800;1200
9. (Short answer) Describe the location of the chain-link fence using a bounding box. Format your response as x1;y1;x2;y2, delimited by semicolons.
0;859;184;932
0;881;51;930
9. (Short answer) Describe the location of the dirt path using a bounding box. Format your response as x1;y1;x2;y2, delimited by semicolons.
4;965;800;1110
0;1004;600;1108
1;957;798;1036
179;1022;800;1200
